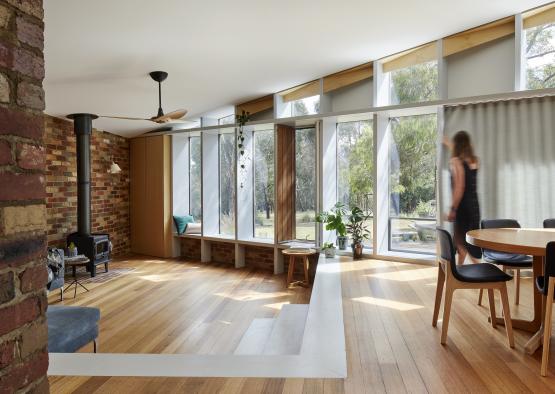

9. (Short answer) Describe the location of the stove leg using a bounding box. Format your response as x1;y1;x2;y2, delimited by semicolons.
104;262;109;273
91;265;96;278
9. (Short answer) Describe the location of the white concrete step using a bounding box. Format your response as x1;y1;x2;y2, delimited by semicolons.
234;318;275;355
263;304;309;355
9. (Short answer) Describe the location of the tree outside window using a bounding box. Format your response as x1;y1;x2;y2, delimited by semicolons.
526;22;555;89
219;133;235;236
389;114;437;254
390;61;439;105
337;120;373;246
253;130;275;239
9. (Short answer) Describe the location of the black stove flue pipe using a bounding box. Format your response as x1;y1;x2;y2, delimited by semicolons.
66;113;98;236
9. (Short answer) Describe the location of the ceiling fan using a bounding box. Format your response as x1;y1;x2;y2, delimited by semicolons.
102;71;189;124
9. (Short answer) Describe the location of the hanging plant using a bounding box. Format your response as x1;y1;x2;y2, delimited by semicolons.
236;110;250;156
236;110;250;188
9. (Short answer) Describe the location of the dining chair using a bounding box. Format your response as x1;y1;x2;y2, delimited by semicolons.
536;241;555;376
478;219;532;306
544;219;555;229
433;228;514;347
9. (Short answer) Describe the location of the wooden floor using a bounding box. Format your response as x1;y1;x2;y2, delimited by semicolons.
49;257;555;393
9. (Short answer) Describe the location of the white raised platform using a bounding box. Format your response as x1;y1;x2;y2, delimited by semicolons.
48;256;347;378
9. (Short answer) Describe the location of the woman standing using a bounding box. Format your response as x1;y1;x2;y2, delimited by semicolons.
445;131;482;264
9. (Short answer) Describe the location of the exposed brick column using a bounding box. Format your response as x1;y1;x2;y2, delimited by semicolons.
0;0;49;393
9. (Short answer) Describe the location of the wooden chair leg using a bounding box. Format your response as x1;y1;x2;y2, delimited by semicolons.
287;256;295;287
303;256;309;286
541;277;555;376
441;286;454;345
499;285;515;348
487;289;497;328
432;264;445;327
478;289;483;306
515;269;520;305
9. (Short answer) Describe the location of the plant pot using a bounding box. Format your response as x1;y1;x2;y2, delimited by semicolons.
351;242;364;259
324;248;336;258
337;236;348;250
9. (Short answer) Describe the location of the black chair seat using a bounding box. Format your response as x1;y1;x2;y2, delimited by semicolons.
483;256;533;268
456;263;512;283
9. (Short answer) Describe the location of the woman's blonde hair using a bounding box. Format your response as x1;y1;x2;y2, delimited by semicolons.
452;130;477;162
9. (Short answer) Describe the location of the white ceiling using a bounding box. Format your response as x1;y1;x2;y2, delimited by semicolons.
44;0;548;137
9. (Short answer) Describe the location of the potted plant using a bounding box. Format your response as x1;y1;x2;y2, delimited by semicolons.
346;206;371;259
315;202;348;250
322;242;336;258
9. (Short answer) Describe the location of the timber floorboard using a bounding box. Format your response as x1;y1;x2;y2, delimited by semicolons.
49;257;555;393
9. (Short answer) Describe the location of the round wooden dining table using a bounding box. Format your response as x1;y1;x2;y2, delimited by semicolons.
467;228;555;354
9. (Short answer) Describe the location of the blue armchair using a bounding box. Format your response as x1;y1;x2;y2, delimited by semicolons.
47;248;65;300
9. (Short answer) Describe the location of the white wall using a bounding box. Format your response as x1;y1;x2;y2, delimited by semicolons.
447;36;515;99
330;79;373;112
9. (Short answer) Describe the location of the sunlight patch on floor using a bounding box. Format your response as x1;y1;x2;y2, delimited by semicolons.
214;290;290;302
264;301;290;310
352;296;424;311
137;274;185;282
365;267;437;282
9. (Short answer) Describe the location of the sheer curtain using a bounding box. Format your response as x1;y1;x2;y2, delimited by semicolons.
443;96;555;228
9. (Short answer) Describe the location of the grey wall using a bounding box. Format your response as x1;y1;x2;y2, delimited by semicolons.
446;36;515;99
329;79;373;112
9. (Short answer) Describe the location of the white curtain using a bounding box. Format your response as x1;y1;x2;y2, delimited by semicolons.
443;96;555;228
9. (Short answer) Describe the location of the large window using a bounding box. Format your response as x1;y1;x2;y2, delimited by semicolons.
253;130;275;239
219;132;235;236
295;127;317;240
337;120;373;247
525;22;555;89
389;114;437;254
390;61;439;105
189;136;202;222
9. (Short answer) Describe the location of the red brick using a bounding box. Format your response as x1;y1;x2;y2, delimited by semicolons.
16;16;43;50
13;47;44;80
0;350;48;394
0;40;13;70
17;143;44;170
5;0;44;20
0;340;16;369
0;296;45;336
0;106;43;139
0;271;15;304
16;81;44;110
19;264;47;293
0;139;12;165
0;172;45;201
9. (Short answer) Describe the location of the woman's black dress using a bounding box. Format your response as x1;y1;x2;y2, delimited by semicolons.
453;160;482;259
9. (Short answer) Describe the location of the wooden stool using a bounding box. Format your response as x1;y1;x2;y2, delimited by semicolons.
282;248;316;288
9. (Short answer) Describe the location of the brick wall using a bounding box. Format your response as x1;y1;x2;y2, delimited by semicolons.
44;115;130;256
211;241;235;264
244;246;274;271
180;237;201;260
0;0;50;392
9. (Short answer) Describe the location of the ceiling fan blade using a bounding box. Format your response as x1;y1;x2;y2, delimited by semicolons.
152;109;188;123
101;115;152;121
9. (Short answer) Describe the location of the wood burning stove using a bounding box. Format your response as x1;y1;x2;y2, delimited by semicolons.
66;113;111;277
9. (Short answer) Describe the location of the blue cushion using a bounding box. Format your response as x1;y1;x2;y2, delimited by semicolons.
173;215;194;234
483;250;531;263
47;306;100;353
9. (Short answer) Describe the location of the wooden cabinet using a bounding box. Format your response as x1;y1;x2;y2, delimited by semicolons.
130;135;172;257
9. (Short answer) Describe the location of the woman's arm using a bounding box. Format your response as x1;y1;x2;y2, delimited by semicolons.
448;157;465;221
